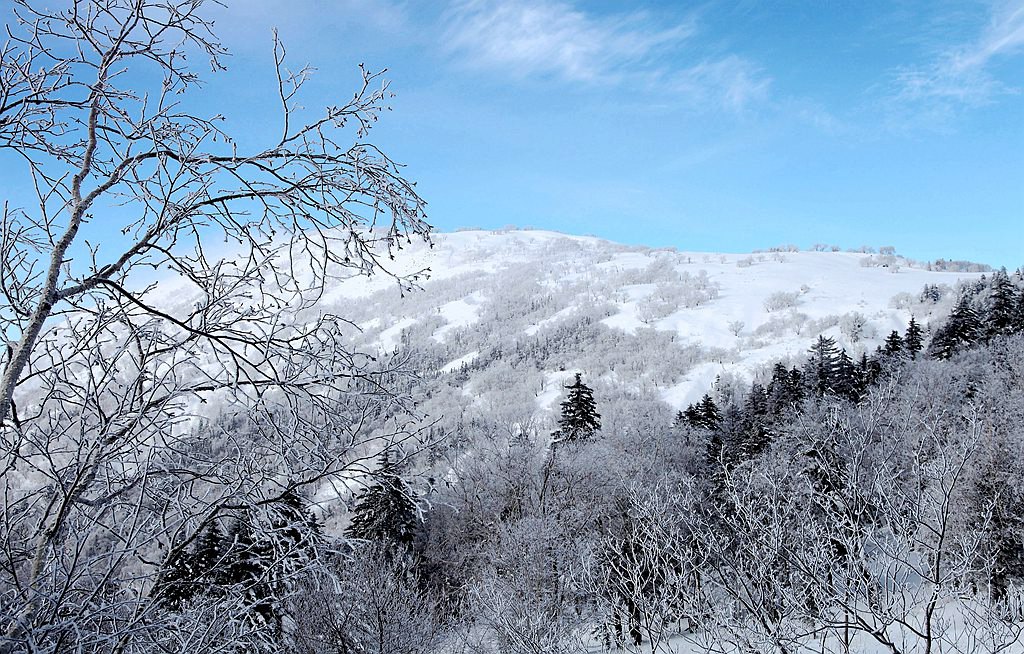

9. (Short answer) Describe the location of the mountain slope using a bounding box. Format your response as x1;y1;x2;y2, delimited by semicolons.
323;229;983;432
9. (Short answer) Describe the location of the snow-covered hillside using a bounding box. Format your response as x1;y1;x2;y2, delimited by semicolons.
323;229;984;422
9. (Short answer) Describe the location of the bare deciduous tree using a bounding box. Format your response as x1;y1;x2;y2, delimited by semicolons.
0;0;430;650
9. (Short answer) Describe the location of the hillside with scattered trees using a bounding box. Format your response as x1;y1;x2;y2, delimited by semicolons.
0;1;1021;653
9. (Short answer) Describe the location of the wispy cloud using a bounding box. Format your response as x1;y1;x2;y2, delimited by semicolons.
442;0;770;111
886;1;1024;121
667;56;771;113
949;0;1024;72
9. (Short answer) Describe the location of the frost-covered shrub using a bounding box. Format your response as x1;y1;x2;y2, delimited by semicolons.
805;314;840;336
621;257;679;285
860;254;898;268
763;291;801;312
753;315;789;339
680;270;720;307
840;312;876;343
890;292;915;311
789;312;811;335
736;256;755;268
712;370;749;406
290;545;451;654
754;312;842;343
637;271;720;322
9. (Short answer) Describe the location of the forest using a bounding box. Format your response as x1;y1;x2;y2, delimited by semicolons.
0;1;1022;652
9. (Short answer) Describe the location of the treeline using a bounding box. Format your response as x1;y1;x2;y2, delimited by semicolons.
682;268;1024;468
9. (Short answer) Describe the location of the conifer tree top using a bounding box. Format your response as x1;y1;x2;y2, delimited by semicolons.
553;372;601;443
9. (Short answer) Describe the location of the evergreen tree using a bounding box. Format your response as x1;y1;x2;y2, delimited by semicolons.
904;316;924;358
789;367;804;401
1017;289;1024;332
928;295;982;359
156;521;228;611
682;393;723;442
883;330;905;356
739;384;770;459
968;441;1024;602
706;431;725;469
156;490;323;636
804;336;840;397
859;352;882;388
345;455;418;549
698;393;722;431
986;268;1019;338
920;284;942;303
222;516;277;629
673;409;689;428
717;404;746;468
833;349;862;401
680;404;701;429
766;364;803;418
267;488;323;572
552;373;601;443
802;433;857;573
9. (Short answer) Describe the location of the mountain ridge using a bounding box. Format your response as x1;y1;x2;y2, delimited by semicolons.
323;229;985;422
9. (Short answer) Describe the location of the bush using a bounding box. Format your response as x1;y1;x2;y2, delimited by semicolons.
763;291;801;312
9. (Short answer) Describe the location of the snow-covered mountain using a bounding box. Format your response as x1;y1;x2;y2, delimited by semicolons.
322;229;984;430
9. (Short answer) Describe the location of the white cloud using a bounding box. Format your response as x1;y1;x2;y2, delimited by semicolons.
442;0;770;111
668;56;771;113
443;0;691;83
949;0;1024;72
888;0;1024;115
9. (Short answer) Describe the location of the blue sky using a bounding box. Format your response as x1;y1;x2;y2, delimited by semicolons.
6;1;1024;267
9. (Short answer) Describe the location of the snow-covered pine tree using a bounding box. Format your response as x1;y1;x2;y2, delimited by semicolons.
698;393;722;431
766;363;803;418
928;294;983;359
221;516;277;630
859;351;882;387
1016;288;1024;332
904;316;924;358
883;330;905;356
679;406;699;428
740;384;770;459
552;373;601;443
682;393;723;431
717;404;747;467
965;427;1024;604
156;490;322;637
267;488;323;573
921;284;942;303
833;349;863;401
155;521;228;610
345;454;418;549
804;336;840;396
986;268;1020;338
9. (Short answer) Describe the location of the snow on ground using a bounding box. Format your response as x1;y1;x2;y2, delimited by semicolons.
440;350;480;373
526;305;582;336
537;370;577;411
320;229;986;412
660;361;729;408
433;293;484;342
377;316;417;351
